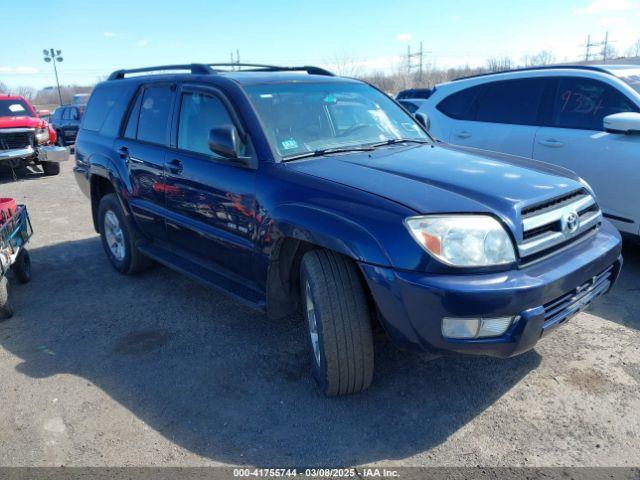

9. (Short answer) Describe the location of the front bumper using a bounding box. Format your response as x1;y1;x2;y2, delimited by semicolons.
37;145;70;163
0;146;35;163
360;220;623;358
0;145;69;164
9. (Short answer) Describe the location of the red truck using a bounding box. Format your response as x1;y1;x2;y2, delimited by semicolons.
0;95;69;176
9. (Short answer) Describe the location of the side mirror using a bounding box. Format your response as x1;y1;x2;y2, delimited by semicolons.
603;112;640;134
209;125;242;159
415;112;430;131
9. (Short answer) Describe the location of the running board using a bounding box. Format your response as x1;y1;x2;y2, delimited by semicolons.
137;242;266;312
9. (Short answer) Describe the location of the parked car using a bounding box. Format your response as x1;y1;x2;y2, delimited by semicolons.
74;63;622;396
398;98;429;114
0;95;69;175
418;65;640;238
396;87;433;100
50;105;85;146
73;93;91;105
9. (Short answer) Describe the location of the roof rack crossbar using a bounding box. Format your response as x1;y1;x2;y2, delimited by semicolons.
453;64;614;82
108;63;214;80
208;63;334;76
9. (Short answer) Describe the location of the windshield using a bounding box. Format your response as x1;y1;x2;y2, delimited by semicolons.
0;99;34;118
245;82;428;158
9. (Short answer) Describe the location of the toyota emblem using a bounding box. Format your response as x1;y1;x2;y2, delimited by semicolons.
564;211;580;234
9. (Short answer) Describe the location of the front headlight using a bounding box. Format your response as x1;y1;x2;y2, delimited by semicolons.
35;128;50;144
405;215;516;267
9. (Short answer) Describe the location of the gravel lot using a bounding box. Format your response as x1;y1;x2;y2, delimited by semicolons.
0;160;638;467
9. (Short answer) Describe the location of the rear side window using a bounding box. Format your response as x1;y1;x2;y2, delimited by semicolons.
551;77;638;131
62;108;70;120
475;79;546;126
123;90;143;139
437;85;483;120
136;85;173;145
82;84;125;131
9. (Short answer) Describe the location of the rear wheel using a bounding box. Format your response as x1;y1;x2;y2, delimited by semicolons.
98;193;153;274
300;249;375;396
11;249;31;284
0;276;13;320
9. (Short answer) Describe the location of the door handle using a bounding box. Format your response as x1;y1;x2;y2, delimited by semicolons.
118;146;130;159
168;158;183;174
538;138;564;148
454;131;472;139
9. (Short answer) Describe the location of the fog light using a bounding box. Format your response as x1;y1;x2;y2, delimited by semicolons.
442;316;514;339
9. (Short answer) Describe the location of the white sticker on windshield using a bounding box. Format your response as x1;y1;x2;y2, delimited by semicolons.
260;94;273;99
281;139;298;150
9;104;25;112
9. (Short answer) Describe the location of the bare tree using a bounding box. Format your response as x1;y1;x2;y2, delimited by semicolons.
0;81;8;94
486;56;513;72
522;50;556;67
329;50;362;77
15;86;35;101
626;39;640;58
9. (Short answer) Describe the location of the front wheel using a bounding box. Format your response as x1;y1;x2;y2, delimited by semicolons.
300;249;375;396
42;162;60;176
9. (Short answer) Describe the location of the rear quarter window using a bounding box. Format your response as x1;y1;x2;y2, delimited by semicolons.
82;84;126;132
436;85;484;120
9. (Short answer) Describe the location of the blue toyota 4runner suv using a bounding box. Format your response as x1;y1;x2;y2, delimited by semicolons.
74;63;623;396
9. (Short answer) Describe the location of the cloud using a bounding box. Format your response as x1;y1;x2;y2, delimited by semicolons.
0;66;39;74
135;39;149;47
103;32;116;37
396;33;411;42
452;16;461;22
574;0;635;14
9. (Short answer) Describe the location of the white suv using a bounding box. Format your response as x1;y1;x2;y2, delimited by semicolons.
419;65;640;238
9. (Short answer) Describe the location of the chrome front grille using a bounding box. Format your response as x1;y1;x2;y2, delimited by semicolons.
519;189;602;260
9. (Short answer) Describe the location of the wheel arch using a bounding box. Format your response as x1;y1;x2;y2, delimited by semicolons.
263;204;391;320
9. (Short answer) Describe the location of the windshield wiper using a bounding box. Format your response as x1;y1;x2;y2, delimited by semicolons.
282;145;375;161
369;138;431;148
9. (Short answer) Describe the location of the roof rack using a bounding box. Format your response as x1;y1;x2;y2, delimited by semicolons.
108;64;213;80
107;63;334;81
208;63;334;76
453;64;614;82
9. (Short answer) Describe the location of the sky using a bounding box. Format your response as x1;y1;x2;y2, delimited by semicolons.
2;0;640;89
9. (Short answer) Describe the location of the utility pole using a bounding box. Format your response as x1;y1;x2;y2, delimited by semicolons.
584;34;593;62
406;42;428;82
582;33;614;64
42;48;63;105
230;50;241;70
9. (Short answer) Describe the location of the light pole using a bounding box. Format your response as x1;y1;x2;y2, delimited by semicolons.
43;48;64;105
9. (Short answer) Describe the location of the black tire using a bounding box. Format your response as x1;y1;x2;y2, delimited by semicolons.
300;249;375;396
0;276;13;320
11;249;31;284
98;193;153;274
42;162;61;176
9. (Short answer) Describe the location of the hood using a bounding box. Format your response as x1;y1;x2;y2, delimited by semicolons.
287;143;584;232
0;116;44;129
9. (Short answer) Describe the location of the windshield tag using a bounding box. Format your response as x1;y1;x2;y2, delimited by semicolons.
281;139;299;150
9;104;25;112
